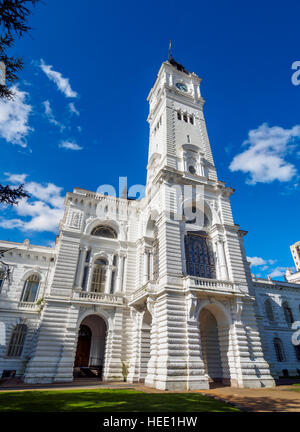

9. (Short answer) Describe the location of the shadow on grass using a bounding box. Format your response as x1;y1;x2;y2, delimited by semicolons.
0;389;240;412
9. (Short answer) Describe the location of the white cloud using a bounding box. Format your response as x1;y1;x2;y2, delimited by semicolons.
59;140;82;151
0;174;65;233
25;181;65;208
0;86;33;147
267;267;288;278
4;172;28;184
40;59;77;98
247;256;278;273
42;100;65;131
247;256;267;267
68;102;80;116
230;123;300;184
0;218;25;229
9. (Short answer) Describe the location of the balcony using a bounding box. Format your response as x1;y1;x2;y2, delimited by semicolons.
72;290;125;306
18;301;39;311
129;282;156;306
184;276;236;295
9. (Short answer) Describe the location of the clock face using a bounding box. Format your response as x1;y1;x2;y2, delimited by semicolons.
176;82;188;92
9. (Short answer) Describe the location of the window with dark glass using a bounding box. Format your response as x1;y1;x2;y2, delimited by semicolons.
294;344;300;361
274;337;285;362
183;113;188;123
177;111;181;120
7;324;27;357
85;249;91;263
189;115;194;124
188;165;196;175
282;301;294;324
185;232;216;279
0;270;4;294
21;274;40;303
82;266;89;291
265;298;275;322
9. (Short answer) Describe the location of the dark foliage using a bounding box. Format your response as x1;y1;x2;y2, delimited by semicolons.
0;0;40;100
0;183;29;204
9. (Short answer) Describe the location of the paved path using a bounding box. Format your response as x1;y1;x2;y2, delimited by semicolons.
199;386;300;412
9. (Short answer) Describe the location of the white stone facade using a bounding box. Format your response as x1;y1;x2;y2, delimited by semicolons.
0;58;299;390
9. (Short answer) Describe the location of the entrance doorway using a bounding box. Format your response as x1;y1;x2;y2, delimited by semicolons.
199;306;231;387
74;324;91;367
74;314;107;379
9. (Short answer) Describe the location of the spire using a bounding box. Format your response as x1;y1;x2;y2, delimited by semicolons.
169;39;173;61
167;42;189;75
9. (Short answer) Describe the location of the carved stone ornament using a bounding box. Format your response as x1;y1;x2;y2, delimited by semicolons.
69;211;82;229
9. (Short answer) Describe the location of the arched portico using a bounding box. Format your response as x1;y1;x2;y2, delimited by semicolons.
73;314;107;379
198;301;234;387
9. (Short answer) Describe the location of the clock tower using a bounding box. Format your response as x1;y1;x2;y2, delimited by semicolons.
128;54;275;390
146;54;217;190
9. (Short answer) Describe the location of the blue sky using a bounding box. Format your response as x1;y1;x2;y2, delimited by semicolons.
0;0;299;280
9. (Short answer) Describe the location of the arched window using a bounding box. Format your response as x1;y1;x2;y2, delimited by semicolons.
7;324;27;357
21;274;40;303
294;344;300;361
91;258;108;293
273;337;285;362
265;298;275;322
282;301;294;324
185;232;216;279
91;225;117;239
0;270;5;294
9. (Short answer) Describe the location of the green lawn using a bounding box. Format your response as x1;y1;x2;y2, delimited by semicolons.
290;384;300;392
0;389;240;412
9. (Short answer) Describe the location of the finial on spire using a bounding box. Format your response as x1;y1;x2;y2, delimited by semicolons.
169;39;173;61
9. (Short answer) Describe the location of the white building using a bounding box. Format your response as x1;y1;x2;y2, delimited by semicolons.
0;56;300;390
285;241;300;284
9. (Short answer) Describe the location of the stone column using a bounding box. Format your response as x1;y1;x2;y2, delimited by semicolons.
145;297;158;388
185;293;209;390
213;241;221;280
115;254;125;292
143;250;149;285
103;309;123;381
217;237;229;280
199;153;205;177
105;265;113;294
149;252;153;281
128;308;144;383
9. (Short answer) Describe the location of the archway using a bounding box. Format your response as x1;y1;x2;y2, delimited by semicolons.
74;314;107;379
199;306;231;387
